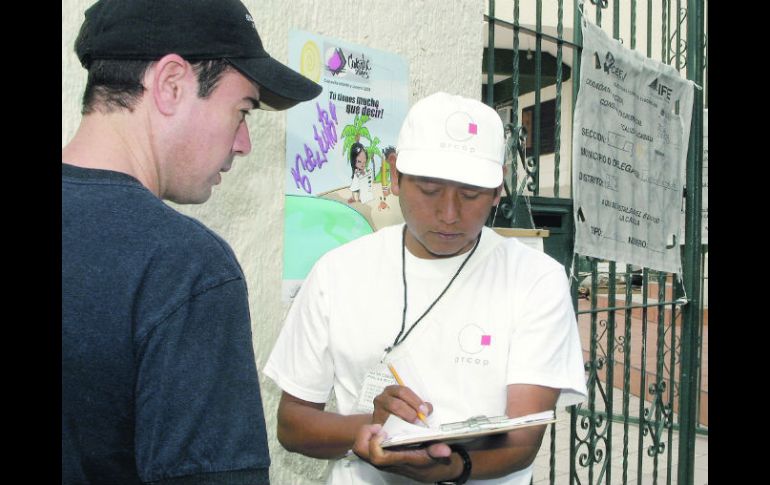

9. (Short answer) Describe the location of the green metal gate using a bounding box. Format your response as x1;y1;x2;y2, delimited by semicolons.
483;1;707;483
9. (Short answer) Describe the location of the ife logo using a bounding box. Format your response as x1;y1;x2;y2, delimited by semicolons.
648;77;674;101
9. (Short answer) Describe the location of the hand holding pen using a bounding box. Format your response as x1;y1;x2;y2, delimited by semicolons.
387;363;430;426
370;363;432;427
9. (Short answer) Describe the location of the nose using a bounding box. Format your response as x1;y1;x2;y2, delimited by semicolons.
437;189;460;225
233;120;252;156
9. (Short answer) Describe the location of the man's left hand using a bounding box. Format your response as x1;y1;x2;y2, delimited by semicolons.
352;424;461;483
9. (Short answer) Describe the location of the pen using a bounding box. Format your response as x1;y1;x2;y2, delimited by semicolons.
387;363;430;426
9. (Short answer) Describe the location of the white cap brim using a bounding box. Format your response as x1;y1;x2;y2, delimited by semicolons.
396;148;503;189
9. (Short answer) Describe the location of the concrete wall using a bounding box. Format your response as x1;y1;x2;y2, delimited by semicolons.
62;1;484;483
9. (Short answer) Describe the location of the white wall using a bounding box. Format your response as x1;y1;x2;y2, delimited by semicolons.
62;1;484;483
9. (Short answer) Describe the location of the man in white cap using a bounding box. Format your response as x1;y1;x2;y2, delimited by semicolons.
264;92;587;484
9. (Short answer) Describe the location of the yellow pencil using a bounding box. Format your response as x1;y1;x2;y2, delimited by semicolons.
387;363;429;426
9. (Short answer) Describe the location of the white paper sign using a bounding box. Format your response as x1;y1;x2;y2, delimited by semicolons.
573;19;694;274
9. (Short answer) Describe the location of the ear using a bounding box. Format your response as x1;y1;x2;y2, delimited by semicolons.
148;54;193;116
492;165;507;205
389;154;401;196
492;184;503;205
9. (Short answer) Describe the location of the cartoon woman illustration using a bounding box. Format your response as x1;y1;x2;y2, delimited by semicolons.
347;142;375;204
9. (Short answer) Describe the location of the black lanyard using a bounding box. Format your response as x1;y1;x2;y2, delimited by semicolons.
384;225;481;356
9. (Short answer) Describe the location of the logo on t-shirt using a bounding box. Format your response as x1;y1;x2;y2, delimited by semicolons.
455;324;492;366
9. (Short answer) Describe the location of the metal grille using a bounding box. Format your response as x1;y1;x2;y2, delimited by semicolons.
483;1;707;483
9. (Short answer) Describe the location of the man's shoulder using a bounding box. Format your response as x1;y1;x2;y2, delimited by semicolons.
63;165;237;263
158;211;238;262
491;229;565;273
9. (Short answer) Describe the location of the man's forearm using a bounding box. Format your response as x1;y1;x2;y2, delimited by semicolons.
463;426;547;479
456;383;560;479
277;395;371;459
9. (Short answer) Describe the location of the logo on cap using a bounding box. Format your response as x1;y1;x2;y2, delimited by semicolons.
445;112;477;142
245;14;256;31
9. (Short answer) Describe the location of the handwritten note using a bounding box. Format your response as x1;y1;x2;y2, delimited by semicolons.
290;100;339;194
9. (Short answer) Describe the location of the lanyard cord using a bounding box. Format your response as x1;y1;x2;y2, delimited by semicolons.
386;225;482;353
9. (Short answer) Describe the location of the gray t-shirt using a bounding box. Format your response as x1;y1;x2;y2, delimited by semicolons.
62;164;269;484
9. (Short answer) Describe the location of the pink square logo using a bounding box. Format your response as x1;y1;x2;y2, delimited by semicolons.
481;335;491;346
468;123;478;135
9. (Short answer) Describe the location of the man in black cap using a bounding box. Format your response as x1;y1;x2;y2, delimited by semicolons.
61;1;321;484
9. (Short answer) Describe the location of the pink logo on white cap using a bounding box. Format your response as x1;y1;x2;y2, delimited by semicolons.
445;112;475;142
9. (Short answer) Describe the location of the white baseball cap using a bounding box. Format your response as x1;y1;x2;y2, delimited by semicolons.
396;92;505;188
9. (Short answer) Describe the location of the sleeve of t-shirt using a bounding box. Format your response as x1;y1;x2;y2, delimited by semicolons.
133;278;270;483
506;265;588;408
263;260;335;404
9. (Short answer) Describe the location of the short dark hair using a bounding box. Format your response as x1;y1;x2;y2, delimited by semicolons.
349;142;367;178
80;58;232;115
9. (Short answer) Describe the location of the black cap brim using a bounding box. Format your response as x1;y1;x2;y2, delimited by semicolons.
228;56;322;111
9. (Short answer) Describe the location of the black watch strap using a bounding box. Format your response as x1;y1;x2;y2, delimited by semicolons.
436;444;472;485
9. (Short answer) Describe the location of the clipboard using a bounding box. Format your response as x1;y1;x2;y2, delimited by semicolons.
380;410;556;448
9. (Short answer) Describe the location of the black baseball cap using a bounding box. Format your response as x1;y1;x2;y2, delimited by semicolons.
75;0;322;111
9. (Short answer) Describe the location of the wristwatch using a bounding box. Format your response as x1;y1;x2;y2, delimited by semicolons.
435;444;472;485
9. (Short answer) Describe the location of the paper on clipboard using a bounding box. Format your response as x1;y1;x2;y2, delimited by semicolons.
380;410;556;448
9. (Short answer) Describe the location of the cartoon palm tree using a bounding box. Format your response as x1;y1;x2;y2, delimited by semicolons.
340;114;373;161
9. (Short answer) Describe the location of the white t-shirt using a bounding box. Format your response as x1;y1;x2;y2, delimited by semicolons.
264;224;588;484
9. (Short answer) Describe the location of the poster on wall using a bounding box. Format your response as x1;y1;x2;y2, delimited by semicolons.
283;30;409;301
572;19;695;274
